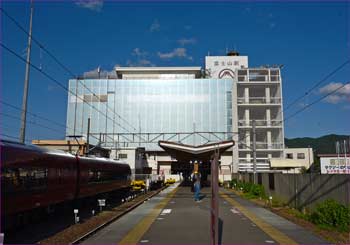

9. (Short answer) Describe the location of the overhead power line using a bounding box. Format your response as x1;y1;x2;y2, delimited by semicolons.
0;6;137;132
284;81;350;122
284;59;350;112
0;111;101;142
0;42;133;135
0;100;71;131
0;111;64;135
0;133;31;143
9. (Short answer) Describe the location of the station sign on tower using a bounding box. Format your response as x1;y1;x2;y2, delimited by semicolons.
205;51;248;79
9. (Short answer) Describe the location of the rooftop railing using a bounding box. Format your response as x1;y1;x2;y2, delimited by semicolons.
237;75;280;82
238;142;284;150
238;119;283;127
237;97;281;104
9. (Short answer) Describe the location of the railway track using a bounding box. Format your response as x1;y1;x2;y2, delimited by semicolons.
38;187;167;245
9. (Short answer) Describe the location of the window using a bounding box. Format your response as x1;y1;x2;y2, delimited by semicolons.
286;153;293;159
268;173;275;190
88;169;130;183
1;167;48;193
258;173;262;185
234;61;239;66
214;61;219;66
297;153;305;159
119;153;128;159
83;94;108;102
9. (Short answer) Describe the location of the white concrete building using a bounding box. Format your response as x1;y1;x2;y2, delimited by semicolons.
66;51;286;176
204;52;284;172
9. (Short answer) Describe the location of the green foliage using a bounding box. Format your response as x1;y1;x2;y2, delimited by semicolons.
309;199;350;232
300;166;308;174
229;179;266;199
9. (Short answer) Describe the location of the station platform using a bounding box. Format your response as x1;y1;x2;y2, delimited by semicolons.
82;183;327;244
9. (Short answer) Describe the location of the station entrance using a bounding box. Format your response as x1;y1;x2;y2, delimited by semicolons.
158;140;235;186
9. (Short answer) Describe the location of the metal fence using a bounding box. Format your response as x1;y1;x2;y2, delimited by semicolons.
232;172;350;210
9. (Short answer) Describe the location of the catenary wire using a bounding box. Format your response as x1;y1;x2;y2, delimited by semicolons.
0;42;134;135
284;81;350;122
0;7;137;132
283;59;350;112
0;100;72;131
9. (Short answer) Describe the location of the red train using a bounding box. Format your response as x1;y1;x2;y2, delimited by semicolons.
1;140;131;229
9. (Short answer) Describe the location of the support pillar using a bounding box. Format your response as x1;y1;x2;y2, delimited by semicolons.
265;87;271;104
244;87;249;103
245;109;250;127
210;149;219;245
267;130;272;149
266;109;271;126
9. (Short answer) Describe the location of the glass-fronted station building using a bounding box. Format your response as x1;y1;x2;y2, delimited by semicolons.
66;53;285;175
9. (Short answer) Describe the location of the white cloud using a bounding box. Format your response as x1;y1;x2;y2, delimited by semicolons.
75;0;103;11
128;48;155;66
126;59;155;67
150;19;160;32
178;38;197;46
157;48;192;60
319;82;350;104
132;48;148;57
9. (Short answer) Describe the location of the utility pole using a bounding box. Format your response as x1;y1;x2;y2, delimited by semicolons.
19;0;33;143
336;141;340;174
210;147;219;245
138;114;141;147
252;120;257;184
344;140;347;174
86;118;91;156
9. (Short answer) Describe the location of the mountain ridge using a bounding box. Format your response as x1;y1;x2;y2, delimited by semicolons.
285;134;350;154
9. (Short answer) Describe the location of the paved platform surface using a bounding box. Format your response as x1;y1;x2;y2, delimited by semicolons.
82;183;327;244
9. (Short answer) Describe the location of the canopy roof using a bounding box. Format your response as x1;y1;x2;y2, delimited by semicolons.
158;140;235;162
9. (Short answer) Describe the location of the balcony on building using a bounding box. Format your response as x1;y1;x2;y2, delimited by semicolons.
237;68;280;83
238;106;283;128
238;142;284;151
238;119;283;128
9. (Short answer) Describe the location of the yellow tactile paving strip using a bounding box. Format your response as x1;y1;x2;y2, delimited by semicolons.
220;191;298;244
118;186;178;245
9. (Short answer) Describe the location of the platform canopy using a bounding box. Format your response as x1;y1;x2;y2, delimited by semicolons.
158;140;235;162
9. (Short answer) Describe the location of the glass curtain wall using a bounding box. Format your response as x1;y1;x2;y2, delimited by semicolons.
66;78;233;150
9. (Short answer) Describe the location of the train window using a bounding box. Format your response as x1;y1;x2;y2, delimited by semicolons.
1;167;48;193
88;170;102;183
87;169;129;183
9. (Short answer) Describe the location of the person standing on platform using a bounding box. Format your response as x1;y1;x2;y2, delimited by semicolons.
193;171;201;202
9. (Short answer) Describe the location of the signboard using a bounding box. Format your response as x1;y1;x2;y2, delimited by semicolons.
320;157;350;174
98;199;106;206
205;56;248;79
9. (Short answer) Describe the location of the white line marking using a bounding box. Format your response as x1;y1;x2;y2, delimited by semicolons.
161;209;172;214
140;240;149;243
230;208;240;214
156;217;164;220
251;223;257;227
265;240;275;243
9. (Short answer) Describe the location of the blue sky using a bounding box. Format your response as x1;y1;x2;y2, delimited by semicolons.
1;1;349;142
